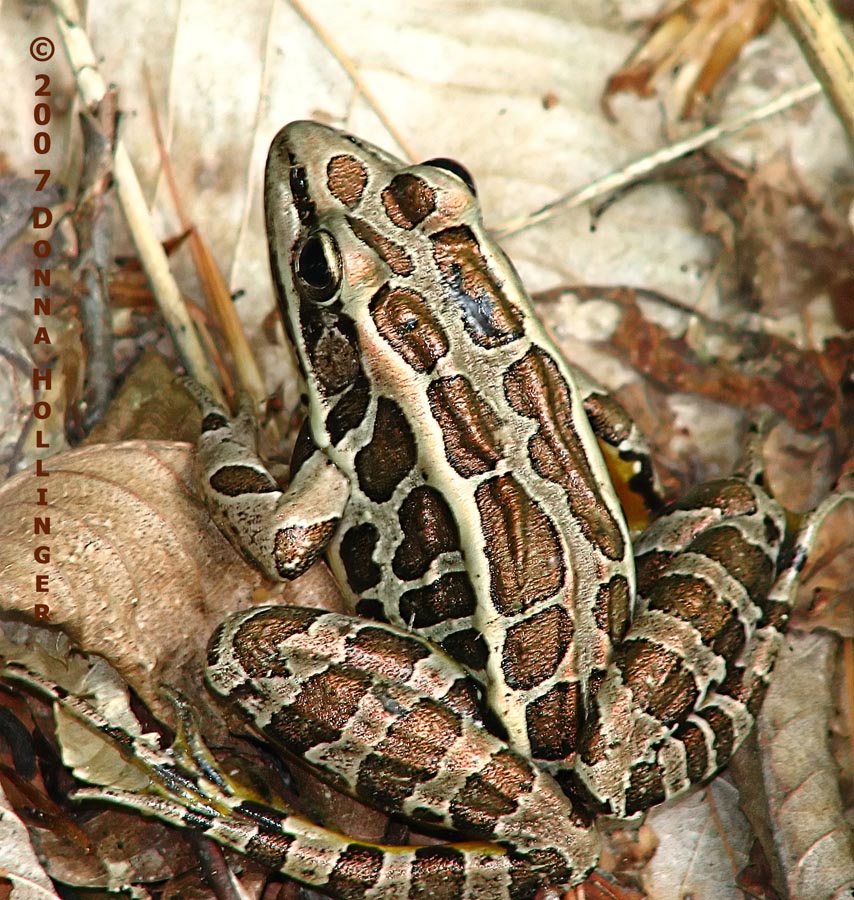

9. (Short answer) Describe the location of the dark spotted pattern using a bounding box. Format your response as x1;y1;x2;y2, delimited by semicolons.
286;154;315;226
357;700;463;807
427;376;502;477
624;761;665;815
645;573;745;658
288;419;317;476
593;575;631;644
174;123;830;899
326;377;371;445
701;705;735;764
210;465;276;496
273;520;338;578
613;639;699;724
381;173;436;229
245;831;294;868
345;625;429;681
269;667;372;754
355;398;417;502
525;682;581;761
354;596;389;622
474;474;564;616
689;526;775;603
325;845;384;900
370;284;449;373
200;410;229;432
582;391;663;523
398;572;477;627
300;307;361;397
393;486;460;580
431;226;525;348
348;216;413;276
678;720;711;783
504;348;625;562
228;606;324;677
339;523;381;592
326;154;368;207
670;478;758;516
410;846;467;900
441;628;490;671
450;749;532;835
501;606;572;691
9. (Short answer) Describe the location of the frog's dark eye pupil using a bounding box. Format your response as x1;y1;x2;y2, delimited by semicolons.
421;157;477;195
296;231;341;302
298;238;329;287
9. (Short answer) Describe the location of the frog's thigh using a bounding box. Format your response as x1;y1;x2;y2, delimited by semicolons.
206;605;597;885
569;478;788;818
571;367;662;529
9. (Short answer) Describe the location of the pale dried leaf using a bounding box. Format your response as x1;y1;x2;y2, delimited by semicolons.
0;441;339;711
8;1;847;411
755;631;854;900
0;622;151;790
642;780;752;900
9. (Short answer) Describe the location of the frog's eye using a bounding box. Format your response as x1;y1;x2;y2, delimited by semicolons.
295;230;342;303
421;157;477;196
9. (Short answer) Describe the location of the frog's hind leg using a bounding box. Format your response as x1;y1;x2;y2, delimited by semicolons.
563;460;852;821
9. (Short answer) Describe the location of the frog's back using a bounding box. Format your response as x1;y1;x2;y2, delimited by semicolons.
268;121;633;760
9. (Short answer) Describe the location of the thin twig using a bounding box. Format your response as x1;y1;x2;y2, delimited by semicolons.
492;81;822;239
288;0;416;160
774;0;854;150
142;72;266;404
51;0;221;398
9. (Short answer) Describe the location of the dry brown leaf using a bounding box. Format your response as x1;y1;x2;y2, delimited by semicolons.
795;494;854;635
28;808;200;893
741;156;854;320
0;778;62;900
0;441;340;711
752;632;854;899
537;284;854;495
604;0;776;118
642;781;753;899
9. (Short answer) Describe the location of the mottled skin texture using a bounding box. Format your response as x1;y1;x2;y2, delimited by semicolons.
70;122;843;900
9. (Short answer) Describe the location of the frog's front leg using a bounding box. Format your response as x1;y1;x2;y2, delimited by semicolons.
183;380;349;580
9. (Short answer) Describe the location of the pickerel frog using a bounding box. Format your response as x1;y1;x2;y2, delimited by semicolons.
80;123;846;898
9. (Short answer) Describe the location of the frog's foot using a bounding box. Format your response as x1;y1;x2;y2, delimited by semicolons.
3;661;590;900
2;664;247;816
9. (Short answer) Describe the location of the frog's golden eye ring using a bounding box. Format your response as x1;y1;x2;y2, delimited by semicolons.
421;157;477;196
295;229;342;303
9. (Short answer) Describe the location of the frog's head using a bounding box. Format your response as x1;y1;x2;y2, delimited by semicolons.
265;120;482;451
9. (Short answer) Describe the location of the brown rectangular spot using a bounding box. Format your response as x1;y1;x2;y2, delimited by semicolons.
369;284;448;373
392;486;461;580
398;572;477;627
504;348;625;562
501;605;572;690
327;155;367;207
355;397;417;501
475;474;564;615
527;682;581;761
431;226;524;348
427;375;502;477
